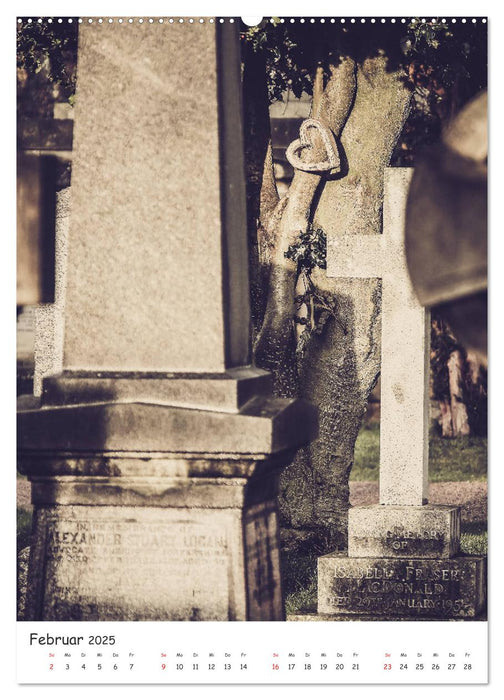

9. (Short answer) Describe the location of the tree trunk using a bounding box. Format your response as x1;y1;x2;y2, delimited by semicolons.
253;59;357;400
439;399;454;438
278;55;412;552
441;349;471;437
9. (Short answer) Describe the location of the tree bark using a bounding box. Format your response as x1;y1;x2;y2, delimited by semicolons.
253;58;357;399
277;55;412;552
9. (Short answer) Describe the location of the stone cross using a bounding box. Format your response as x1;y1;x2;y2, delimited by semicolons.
327;168;430;506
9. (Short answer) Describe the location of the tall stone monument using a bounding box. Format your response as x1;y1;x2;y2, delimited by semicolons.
18;19;316;621
316;169;486;619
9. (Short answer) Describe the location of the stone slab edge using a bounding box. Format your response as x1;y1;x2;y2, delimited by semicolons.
42;367;272;413
18;395;318;455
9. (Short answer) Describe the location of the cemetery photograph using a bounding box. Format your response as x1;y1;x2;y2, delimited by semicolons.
17;16;487;622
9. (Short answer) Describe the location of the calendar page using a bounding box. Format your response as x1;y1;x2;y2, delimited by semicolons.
14;1;492;691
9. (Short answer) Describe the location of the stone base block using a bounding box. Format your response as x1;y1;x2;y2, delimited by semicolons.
348;505;461;559
318;554;486;619
287;610;488;621
18;394;317;456
24;473;283;622
42;367;272;413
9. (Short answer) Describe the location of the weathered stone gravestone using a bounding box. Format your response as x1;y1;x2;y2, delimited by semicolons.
316;168;486;619
18;20;316;621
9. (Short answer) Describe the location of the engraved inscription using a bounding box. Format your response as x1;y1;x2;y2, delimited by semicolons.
42;512;231;621
348;508;461;559
383;528;445;554
332;565;461;581
319;557;484;618
386;529;442;552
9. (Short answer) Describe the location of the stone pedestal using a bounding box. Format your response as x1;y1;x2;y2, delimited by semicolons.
18;20;317;621
23;454;291;621
20;395;316;621
318;505;486;620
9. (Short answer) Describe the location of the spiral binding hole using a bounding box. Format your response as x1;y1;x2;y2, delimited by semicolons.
16;16;489;26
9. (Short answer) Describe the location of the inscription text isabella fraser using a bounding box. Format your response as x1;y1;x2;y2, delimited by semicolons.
332;565;461;581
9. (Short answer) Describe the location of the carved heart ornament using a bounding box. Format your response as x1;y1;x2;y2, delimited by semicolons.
286;118;340;173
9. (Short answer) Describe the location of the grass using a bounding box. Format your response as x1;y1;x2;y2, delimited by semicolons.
17;507;33;553
351;424;487;482
282;552;318;615
352;424;381;481
460;523;488;556
430;435;488;482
